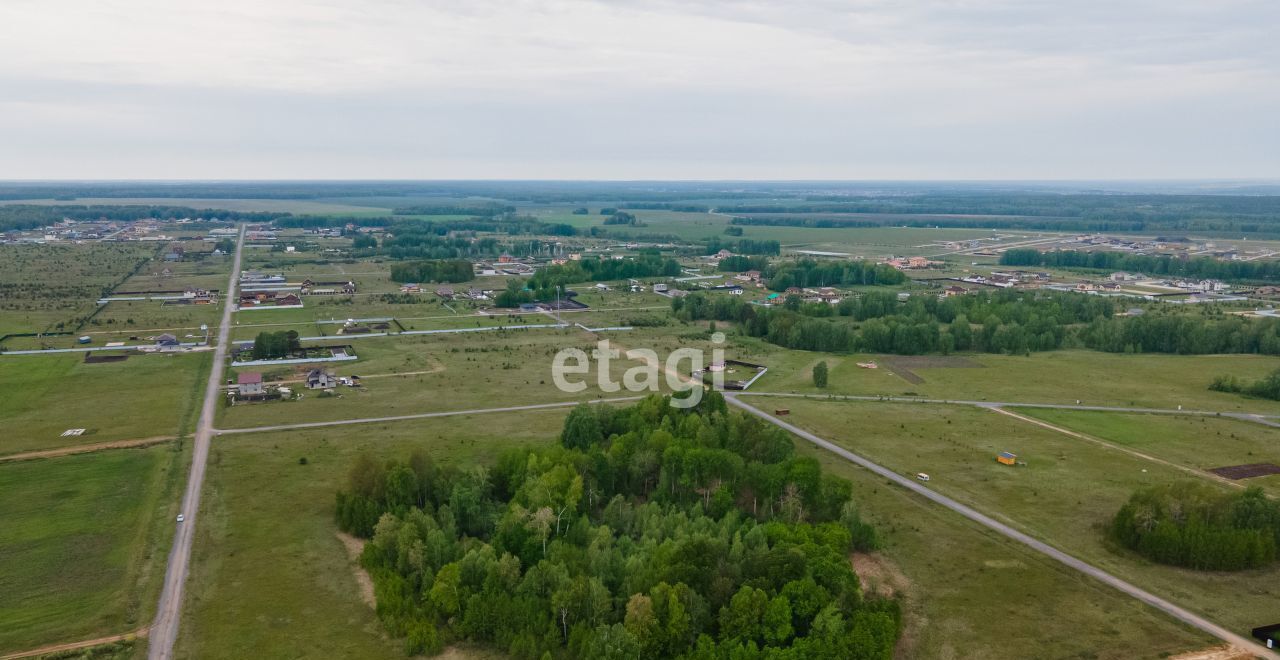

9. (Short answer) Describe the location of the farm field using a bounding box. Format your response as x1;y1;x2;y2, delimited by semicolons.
1012;409;1280;496
215;326;709;429
775;399;1280;638
0;243;161;336
795;444;1212;659
174;412;564;660
730;341;1280;414
0;352;210;456
0;445;184;654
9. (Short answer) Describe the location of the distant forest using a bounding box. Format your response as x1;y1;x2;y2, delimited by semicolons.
1000;248;1280;283
6;182;1280;239
723;193;1280;236
673;289;1280;356
0;204;276;233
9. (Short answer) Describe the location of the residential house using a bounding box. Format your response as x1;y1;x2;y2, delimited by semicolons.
306;369;336;390
400;283;422;293
237;372;264;396
155;333;180;350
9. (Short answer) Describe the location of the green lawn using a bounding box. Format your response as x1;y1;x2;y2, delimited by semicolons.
0;445;183;653
0;353;210;456
175;411;567;659
777;399;1280;641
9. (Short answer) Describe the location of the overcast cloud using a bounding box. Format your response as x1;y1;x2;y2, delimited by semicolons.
0;0;1276;179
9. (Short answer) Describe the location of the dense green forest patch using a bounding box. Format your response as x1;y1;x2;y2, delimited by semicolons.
1110;483;1280;571
335;393;900;659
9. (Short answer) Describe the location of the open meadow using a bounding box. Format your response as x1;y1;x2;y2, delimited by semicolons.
215;325;708;429
773;398;1280;639
1013;409;1280;496
0;352;209;456
723;339;1280;414
0;444;185;654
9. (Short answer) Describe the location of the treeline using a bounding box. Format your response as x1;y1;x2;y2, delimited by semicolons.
1209;368;1280;401
721;193;1280;235
1110;483;1280;571
273;215;391;228
718;256;770;273
603;212;641;225
0;204;275;232
532;255;681;289
250;330;300;360
393;204;515;216
767;260;906;290
370;219;573;260
673;288;1280;356
335;394;898;659
1082;313;1280;355
389;260;474;284
493;255;682;308
705;237;780;256
618;202;712;212
1000;248;1280;283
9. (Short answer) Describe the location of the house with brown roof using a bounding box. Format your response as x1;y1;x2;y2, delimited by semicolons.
237;372;264;396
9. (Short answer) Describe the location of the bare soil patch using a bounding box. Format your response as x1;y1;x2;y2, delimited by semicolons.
0;627;147;660
877;355;982;385
1209;463;1280;480
1169;644;1256;660
0;436;175;463
851;553;919;659
335;532;375;609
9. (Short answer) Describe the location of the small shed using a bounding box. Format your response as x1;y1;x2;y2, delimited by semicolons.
997;451;1017;466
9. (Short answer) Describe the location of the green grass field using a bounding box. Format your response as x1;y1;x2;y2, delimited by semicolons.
728;340;1280;414
0;243;161;336
174;412;565;659
0;445;184;653
796;445;1212;659
0;352;210;456
776;399;1280;640
216;326;709;429
1012;409;1280;496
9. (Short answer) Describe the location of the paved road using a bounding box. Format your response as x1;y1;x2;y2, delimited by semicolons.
726;394;1273;658
147;225;245;660
214;397;644;435
739;391;1280;427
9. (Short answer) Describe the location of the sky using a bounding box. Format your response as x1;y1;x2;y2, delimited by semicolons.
1;0;1277;180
